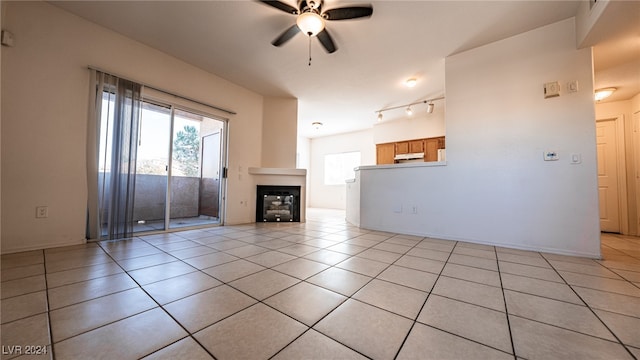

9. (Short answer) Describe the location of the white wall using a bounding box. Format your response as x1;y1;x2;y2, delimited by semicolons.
373;105;446;144
0;3;3;247
575;0;609;47
262;97;298;168
309;129;375;209
1;2;269;252
297;136;311;205
357;18;601;257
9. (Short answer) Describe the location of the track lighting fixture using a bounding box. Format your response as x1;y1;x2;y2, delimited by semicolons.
427;102;434;114
375;96;444;121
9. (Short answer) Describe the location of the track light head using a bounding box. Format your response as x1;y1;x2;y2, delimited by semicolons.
427;103;434;114
377;112;383;122
406;106;413;116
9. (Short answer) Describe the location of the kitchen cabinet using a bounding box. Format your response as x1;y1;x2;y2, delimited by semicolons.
424;138;440;162
376;136;445;165
409;139;424;153
395;141;409;155
376;143;396;165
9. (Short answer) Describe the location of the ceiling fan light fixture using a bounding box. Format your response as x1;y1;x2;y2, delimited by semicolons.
297;11;325;37
594;87;616;101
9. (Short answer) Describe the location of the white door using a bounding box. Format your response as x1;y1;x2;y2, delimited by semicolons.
597;119;620;233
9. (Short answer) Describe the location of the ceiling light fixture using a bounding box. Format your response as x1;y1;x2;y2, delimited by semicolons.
405;78;417;88
312;121;323;130
427;102;434;114
297;11;325;37
406;106;413;116
375;96;444;120
594;87;616;101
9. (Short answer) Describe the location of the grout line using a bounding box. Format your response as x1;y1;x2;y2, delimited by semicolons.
391;239;457;360
14;225;640;360
266;235;404;359
542;254;638;360
42;249;57;360
94;241;219;359
494;247;519;360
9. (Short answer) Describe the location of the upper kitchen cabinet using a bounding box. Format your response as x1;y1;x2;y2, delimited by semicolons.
376;136;445;165
376;142;396;165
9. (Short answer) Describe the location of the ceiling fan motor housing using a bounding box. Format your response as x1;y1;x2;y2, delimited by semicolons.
300;0;322;12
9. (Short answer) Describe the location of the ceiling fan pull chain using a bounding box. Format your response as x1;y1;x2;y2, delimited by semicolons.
308;36;312;66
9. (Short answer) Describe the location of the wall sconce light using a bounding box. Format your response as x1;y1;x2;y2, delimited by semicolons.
594;87;616;101
375;96;444;121
312;121;323;130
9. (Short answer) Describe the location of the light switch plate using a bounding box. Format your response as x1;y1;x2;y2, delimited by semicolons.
544;81;560;98
570;153;582;164
1;30;14;47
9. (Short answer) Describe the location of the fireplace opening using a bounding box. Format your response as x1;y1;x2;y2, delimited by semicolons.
256;185;301;222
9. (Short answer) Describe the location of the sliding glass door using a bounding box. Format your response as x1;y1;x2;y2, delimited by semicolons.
131;101;171;232
168;109;225;229
130;101;227;233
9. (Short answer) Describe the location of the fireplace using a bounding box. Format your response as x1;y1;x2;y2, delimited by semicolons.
256;185;301;222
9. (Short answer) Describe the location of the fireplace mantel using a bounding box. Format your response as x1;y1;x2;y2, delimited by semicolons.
248;167;306;176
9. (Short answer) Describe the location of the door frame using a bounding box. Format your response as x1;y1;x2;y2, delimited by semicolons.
596;115;628;234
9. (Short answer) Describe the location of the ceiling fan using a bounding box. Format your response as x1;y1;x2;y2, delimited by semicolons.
259;0;373;55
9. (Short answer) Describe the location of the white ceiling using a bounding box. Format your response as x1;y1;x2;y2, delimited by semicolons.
52;0;640;138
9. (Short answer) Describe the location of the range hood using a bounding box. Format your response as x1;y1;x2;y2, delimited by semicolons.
394;152;424;160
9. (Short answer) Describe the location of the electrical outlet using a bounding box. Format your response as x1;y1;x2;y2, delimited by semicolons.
412;206;418;214
36;206;48;218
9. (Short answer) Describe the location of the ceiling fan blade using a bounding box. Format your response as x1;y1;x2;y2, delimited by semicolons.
323;6;373;20
317;29;337;53
259;1;299;15
272;24;301;46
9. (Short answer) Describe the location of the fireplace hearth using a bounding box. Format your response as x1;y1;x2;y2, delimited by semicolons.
256;185;301;222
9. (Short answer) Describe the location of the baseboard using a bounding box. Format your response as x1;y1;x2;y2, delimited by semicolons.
1;239;87;255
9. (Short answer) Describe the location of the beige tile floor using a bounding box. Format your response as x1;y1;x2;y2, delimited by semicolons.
1;209;640;359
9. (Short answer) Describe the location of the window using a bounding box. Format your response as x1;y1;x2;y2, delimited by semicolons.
324;151;361;185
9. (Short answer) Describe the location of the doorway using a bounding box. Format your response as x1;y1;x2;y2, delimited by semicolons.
596;116;628;233
130;101;227;234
